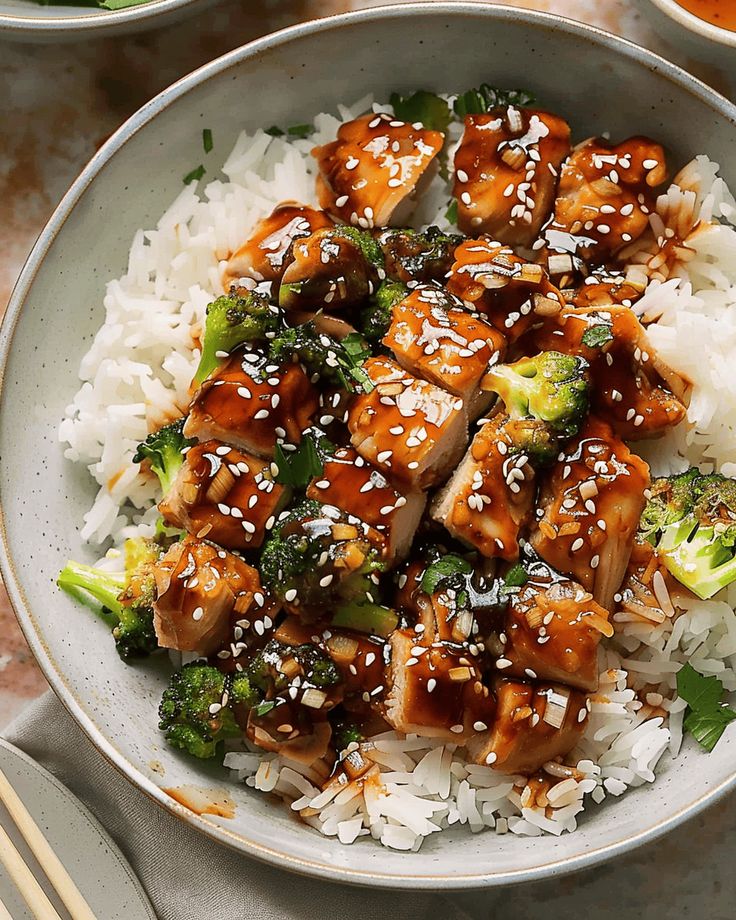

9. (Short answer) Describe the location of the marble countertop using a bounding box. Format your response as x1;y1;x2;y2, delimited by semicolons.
0;1;734;910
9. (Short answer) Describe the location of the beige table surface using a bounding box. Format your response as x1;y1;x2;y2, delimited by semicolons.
0;1;734;913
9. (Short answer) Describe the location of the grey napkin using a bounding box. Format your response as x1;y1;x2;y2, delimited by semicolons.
4;693;736;920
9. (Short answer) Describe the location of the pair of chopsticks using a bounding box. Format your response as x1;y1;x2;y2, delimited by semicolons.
0;766;97;920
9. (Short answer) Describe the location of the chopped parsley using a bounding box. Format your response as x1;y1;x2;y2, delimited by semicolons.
421;554;473;596
273;436;326;489
677;663;736;752
202;128;213;154
389;90;452;133
183;165;206;185
453;85;537;118
445;199;459;227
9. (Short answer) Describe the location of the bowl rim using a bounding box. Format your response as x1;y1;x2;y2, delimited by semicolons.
0;0;206;36
2;1;736;889
645;0;736;48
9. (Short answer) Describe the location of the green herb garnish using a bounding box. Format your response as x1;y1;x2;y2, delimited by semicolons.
202;128;213;154
581;324;614;349
453;85;536;118
273;436;325;489
183;165;206;185
420;554;473;596
389;90;451;133
677;663;736;752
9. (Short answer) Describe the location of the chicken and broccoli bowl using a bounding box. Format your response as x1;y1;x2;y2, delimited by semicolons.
57;85;736;851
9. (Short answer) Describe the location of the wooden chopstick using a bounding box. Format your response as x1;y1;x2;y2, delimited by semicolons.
0;766;97;920
0;894;15;920
0;823;62;920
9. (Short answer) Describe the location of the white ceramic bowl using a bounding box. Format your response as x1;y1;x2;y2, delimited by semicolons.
2;3;736;889
0;0;213;41
642;0;736;66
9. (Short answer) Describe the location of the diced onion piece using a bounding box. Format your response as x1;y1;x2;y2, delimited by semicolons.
501;145;525;170
281;657;303;679
452;610;474;642
583;611;614;638
233;591;254;615
301;688;327;710
542;688;570;729
449;666;473;682
206;464;236;503
326;634;359;663
343;750;370;780
525;606;545;629
511;705;534;723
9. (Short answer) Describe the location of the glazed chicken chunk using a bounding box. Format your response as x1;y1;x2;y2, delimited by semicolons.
279;227;377;312
382;284;506;420
305;446;426;564
446;238;565;342
347;356;468;488
159;440;289;550
466;679;588;774
531;304;688;439
545;136;667;261
431;412;536;561
501;550;612;691
312;112;444;227
152;536;273;654
223;203;333;288
184;351;319;458
530;416;650;610
452;106;571;245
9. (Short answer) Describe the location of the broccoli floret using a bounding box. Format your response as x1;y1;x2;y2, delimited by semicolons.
268;323;372;394
360;280;408;344
484;351;590;465
133;418;196;495
57;537;162;660
377;227;462;284
331;226;385;269
193;287;280;385
259;501;383;614
640;469;736;600
230;672;262;709
158;662;241;759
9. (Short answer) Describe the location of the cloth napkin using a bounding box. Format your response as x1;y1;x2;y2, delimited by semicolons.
5;693;736;920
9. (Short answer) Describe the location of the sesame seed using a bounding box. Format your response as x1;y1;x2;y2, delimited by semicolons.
192;606;204;621
450;724;464;734
254;409;269;420
427;678;437;693
643;158;659;169
284;588;298;602
473;721;487;732
591;555;600;569
496;658;512;669
485;752;497;765
320;574;334;587
335;194;349;207
571;537;585;552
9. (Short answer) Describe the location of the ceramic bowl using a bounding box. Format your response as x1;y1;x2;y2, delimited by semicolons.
0;0;213;41
2;3;736;889
642;0;736;66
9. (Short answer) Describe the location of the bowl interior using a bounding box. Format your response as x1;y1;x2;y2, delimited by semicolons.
2;4;736;888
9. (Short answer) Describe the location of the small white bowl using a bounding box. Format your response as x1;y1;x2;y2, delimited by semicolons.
0;0;215;41
643;0;736;66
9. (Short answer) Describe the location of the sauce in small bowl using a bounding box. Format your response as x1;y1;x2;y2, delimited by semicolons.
676;0;736;32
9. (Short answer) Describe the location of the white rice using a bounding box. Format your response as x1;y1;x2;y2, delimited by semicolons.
60;97;736;849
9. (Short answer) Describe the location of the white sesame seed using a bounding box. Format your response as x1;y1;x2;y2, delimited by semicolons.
473;721;488;732
284;588;298;602
485;752;498;765
450;724;464;734
192;606;204;621
496;658;513;669
427;678;437;693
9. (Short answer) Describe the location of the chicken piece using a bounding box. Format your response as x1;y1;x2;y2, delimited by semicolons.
530;416;650;610
279;227;377;312
446;238;565;343
531;304;687;439
545;136;667;262
431;413;535;561
184;351;319;458
375;226;463;284
466;679;588;774
152;537;265;654
248;707;333;767
501;553;612;691
384;628;496;742
382;284;506;420
452;107;571;246
159;440;289;550
567;274;645;310
347;356;467;489
306;446;426;564
223;203;333;287
312;112;444;228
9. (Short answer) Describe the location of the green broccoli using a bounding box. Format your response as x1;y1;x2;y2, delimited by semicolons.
158;662;241;759
359;280;408;344
331;226;385;270
57;537;162;660
483;351;590;465
259;500;383;615
639;469;736;600
193;287;281;385
133;418;196;495
377;227;463;284
243;639;341;698
268;323;372;394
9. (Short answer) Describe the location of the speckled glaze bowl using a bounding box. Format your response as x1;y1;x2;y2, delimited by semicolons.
2;3;736;889
0;0;215;42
